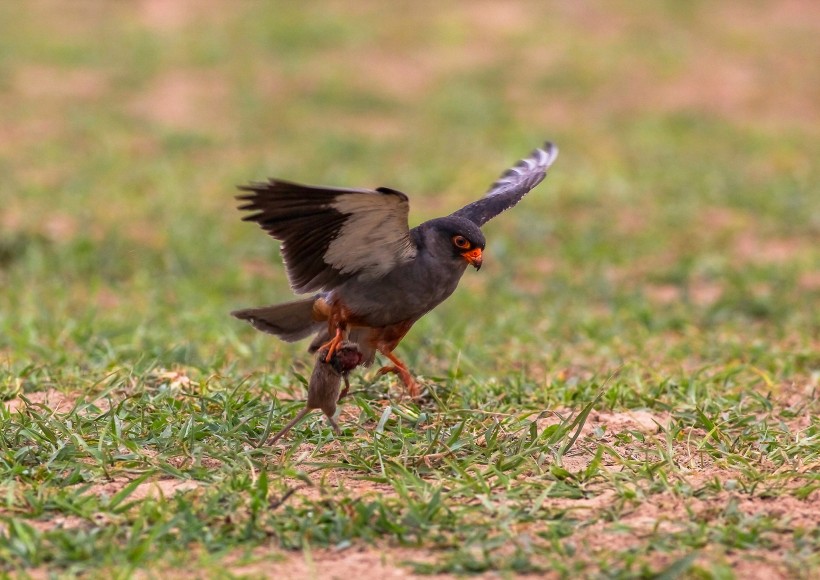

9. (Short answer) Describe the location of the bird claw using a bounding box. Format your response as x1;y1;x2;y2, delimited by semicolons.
377;365;420;398
319;329;345;362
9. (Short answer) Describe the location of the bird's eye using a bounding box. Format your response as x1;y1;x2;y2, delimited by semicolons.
452;235;470;249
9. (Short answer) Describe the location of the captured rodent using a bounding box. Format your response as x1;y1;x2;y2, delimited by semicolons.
266;341;363;445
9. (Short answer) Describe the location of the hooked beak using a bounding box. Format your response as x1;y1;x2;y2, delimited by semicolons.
461;247;483;270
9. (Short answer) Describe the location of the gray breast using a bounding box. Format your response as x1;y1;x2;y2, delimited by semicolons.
336;255;468;327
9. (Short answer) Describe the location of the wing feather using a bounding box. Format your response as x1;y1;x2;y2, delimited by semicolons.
236;179;416;293
450;142;558;227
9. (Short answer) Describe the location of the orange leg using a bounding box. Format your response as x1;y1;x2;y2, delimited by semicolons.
316;299;354;363
319;327;345;362
377;349;419;397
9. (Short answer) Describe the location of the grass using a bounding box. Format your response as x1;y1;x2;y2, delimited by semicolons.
1;1;819;578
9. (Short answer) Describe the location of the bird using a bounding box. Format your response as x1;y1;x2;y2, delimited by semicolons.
232;142;558;397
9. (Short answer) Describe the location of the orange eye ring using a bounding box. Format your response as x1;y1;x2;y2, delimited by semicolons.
452;235;470;249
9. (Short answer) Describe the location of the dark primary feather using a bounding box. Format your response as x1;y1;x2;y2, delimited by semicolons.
449;142;558;227
236;179;415;294
237;181;352;292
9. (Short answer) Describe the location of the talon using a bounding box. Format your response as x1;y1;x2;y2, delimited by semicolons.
404;376;420;398
377;363;420;398
319;328;344;362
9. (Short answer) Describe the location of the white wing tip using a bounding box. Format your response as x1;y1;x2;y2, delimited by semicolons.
495;141;558;185
537;141;559;169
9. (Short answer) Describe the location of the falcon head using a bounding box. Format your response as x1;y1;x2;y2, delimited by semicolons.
419;216;486;270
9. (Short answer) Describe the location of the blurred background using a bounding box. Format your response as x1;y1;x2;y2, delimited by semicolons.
1;1;818;387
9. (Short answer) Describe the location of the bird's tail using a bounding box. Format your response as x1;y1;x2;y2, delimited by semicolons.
231;297;324;342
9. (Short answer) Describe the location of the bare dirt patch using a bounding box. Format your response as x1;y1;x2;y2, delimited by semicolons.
536;408;671;441
542;411;815;579
0;477;199;553
228;544;449;580
288;467;395;504
3;389;77;414
134;0;231;35
137;0;200;33
86;476;199;502
732;232;815;265
565;485;816;579
798;271;820;292
13;66;109;101
128;70;235;134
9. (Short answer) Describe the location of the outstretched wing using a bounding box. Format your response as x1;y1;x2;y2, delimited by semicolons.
237;180;417;294
450;142;558;227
